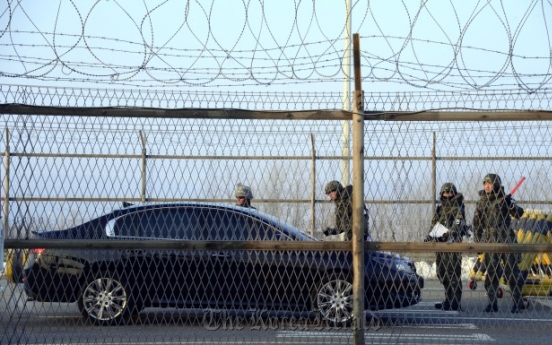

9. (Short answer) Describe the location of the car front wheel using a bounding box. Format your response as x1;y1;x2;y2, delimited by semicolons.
78;272;134;326
314;274;354;326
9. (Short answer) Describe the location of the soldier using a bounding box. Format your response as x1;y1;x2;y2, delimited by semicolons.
427;183;466;311
235;183;255;209
322;180;370;241
473;174;525;313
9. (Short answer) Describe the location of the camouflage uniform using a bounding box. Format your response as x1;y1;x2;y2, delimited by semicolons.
473;174;525;313
429;183;465;311
323;182;369;241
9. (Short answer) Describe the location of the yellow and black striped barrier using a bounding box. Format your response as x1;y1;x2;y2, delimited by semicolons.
468;210;552;300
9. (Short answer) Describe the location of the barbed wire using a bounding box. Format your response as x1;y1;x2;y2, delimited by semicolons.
0;0;551;91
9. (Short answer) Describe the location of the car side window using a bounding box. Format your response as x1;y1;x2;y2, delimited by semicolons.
110;206;291;241
193;207;288;241
111;208;197;240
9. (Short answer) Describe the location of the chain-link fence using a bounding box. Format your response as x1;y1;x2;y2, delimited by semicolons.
1;85;552;344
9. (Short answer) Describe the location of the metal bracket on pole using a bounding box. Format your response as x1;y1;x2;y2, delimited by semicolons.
355;90;364;112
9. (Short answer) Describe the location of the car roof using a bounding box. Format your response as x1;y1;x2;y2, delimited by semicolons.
35;202;315;241
117;202;315;241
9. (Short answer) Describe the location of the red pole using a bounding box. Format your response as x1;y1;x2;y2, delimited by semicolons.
510;176;526;195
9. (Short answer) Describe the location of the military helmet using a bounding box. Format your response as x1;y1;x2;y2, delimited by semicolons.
324;180;343;195
440;182;457;195
235;183;253;199
483;174;502;190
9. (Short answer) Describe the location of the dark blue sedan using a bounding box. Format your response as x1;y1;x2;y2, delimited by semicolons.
22;203;423;325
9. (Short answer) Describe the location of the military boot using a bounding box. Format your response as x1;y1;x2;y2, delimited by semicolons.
443;301;462;311
511;301;526;313
484;302;498;312
434;301;445;309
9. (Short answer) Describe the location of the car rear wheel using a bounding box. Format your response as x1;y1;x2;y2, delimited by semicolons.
314;273;354;326
78;272;134;326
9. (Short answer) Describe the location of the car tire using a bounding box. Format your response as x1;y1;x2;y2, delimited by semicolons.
78;272;134;326
313;272;354;326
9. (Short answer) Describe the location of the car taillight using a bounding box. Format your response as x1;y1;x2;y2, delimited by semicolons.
31;248;46;255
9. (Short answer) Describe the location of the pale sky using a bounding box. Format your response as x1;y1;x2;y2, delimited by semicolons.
0;0;550;93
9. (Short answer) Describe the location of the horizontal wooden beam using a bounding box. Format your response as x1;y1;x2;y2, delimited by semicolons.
2;104;552;121
370;110;552;121
4;239;552;253
0;104;351;120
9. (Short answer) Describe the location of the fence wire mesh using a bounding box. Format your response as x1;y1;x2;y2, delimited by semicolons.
1;86;552;345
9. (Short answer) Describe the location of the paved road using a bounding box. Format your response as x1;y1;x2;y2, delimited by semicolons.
2;278;552;345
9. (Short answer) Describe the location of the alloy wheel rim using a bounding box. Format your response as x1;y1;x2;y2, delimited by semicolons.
317;278;353;323
82;277;128;321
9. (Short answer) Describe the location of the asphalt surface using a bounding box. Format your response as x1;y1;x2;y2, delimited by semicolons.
1;276;552;345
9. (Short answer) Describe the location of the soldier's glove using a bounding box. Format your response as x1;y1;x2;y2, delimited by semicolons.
454;219;469;237
322;228;331;236
465;225;474;238
440;232;450;242
505;194;516;209
505;194;524;218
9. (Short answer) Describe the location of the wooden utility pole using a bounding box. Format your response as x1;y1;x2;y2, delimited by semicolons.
351;33;366;345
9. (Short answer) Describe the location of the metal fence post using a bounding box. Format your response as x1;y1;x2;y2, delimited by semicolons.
432;131;436;208
139;130;147;203
3;128;9;239
310;133;316;237
1;128;9;271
